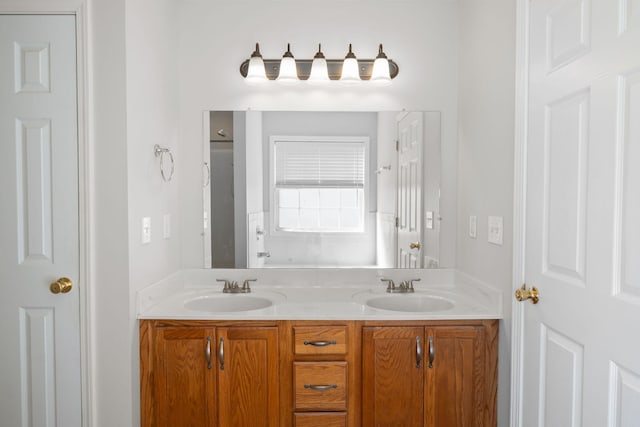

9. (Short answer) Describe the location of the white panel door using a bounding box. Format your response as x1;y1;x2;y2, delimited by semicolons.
0;15;81;427
397;112;422;268
520;0;640;425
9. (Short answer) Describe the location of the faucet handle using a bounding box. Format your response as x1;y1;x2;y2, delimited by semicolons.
242;279;257;290
408;278;421;290
380;278;395;290
216;279;231;289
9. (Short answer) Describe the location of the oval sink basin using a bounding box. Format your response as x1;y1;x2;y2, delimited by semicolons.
366;295;454;312
184;295;273;312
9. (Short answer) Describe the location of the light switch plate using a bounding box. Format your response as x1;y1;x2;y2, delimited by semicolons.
488;216;503;245
142;217;151;244
426;211;434;229
469;215;477;239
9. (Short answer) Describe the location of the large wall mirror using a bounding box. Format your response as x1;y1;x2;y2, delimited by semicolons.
203;110;446;269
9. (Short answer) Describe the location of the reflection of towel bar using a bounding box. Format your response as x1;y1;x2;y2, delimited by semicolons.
154;144;175;182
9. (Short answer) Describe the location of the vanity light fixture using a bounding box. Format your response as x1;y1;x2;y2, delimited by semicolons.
239;42;399;84
276;43;299;84
244;43;268;85
308;44;330;84
370;44;392;85
339;44;361;83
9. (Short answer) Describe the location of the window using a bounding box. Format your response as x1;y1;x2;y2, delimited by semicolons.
271;136;368;233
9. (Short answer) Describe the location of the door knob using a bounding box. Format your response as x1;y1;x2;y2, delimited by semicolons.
50;277;73;294
515;284;538;304
409;242;421;250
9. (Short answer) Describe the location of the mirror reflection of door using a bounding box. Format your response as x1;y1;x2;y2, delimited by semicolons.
210;111;235;268
396;112;423;268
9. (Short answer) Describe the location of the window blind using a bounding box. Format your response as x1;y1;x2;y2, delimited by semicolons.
274;140;365;188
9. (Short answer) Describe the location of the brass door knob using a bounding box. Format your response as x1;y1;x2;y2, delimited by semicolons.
515;284;539;304
50;277;73;294
409;242;421;250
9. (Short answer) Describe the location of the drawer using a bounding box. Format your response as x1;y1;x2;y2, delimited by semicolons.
294;362;347;411
293;326;347;355
294;412;347;427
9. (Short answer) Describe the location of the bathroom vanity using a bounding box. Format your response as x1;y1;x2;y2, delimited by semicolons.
138;270;501;427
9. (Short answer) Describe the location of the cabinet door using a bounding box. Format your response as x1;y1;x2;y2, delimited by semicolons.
154;327;216;427
362;327;424;427
425;326;485;427
217;327;279;427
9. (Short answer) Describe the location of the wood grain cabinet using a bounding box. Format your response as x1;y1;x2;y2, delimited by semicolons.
140;321;279;427
362;320;499;427
141;319;497;427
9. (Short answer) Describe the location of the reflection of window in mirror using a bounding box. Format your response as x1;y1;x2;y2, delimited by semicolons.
270;136;369;233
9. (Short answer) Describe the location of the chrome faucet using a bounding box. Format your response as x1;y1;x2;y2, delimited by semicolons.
381;277;420;293
217;279;256;293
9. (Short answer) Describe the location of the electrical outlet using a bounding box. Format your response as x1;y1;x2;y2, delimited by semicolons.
488;216;503;245
469;215;477;239
142;217;151;244
163;214;171;239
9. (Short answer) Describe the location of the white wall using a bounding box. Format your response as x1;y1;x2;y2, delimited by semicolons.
456;1;516;426
87;0;131;426
179;0;460;268
125;0;188;425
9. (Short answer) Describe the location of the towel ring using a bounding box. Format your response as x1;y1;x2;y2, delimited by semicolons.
154;144;174;182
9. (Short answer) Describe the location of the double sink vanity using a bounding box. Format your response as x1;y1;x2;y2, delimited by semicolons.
138;269;502;426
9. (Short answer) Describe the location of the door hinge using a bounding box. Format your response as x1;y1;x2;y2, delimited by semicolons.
395;140;399;151
395;217;399;228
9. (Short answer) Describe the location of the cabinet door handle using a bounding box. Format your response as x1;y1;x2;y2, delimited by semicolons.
219;337;225;371
428;335;434;369
416;336;422;368
303;340;336;347
304;384;338;390
206;336;212;369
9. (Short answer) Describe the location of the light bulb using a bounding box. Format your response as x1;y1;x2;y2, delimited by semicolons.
276;43;299;85
340;44;361;84
244;43;267;85
308;44;330;84
371;44;391;85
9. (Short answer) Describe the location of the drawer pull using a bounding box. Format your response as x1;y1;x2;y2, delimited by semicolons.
206;336;212;370
303;340;337;347
428;335;434;369
219;337;225;371
304;384;338;391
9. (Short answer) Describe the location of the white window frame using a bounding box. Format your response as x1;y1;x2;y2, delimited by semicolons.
269;135;370;235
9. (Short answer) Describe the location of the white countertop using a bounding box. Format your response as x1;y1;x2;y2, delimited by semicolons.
137;269;503;321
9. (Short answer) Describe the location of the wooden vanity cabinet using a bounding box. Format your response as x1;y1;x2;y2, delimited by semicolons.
141;319;497;427
140;320;279;427
362;320;498;427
